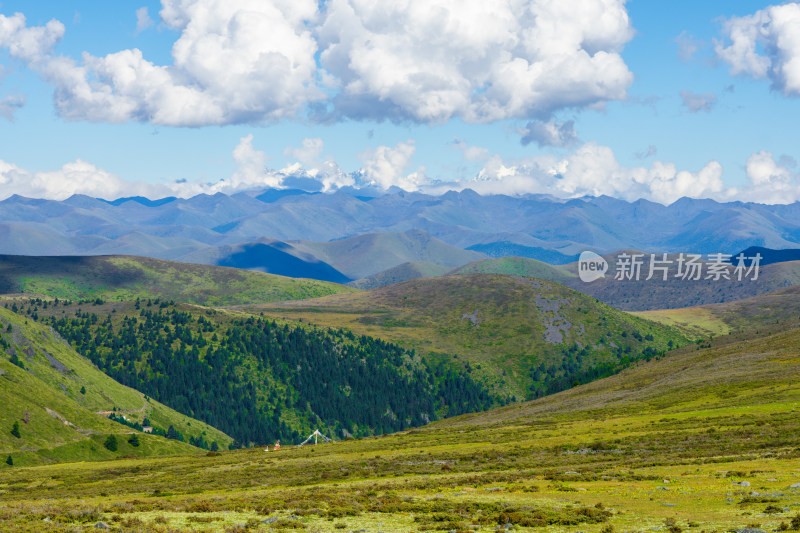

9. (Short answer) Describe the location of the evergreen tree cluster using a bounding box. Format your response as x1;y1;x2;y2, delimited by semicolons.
45;304;497;446
528;337;665;399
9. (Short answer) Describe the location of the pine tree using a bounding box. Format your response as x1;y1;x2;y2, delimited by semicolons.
10;421;20;439
103;434;118;451
127;433;140;447
80;386;86;395
5;455;11;466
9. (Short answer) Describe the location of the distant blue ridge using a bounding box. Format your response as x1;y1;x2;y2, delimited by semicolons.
101;196;177;207
729;246;800;267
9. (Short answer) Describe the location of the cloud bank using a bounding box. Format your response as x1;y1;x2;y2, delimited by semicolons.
2;136;800;206
0;0;635;126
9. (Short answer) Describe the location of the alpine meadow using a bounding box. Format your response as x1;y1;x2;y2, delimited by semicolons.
3;1;800;532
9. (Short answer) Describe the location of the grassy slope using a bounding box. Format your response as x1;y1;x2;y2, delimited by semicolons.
449;256;575;283
1;320;799;532
348;261;452;290
635;283;800;339
240;274;686;398
0;307;232;466
292;229;486;279
632;307;732;340
443;320;800;427
27;298;502;444
0;254;355;306
430;255;800;312
349;256;575;291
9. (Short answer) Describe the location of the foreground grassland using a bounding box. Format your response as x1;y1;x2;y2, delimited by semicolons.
1;323;799;532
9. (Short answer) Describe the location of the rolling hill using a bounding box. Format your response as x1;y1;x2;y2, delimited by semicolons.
16;298;499;446
188;229;485;281
2;300;799;532
0;306;232;467
288;229;486;280
348;261;452;290
241;274;687;399
369;254;800;313
449;256;575;283
349;255;574;291
635;282;800;339
450;255;800;311
442;315;800;428
0;254;355;306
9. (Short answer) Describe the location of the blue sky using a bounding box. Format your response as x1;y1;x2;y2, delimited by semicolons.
0;0;798;203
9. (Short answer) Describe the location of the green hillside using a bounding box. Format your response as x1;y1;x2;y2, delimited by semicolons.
0;254;355;306
449;256;575;283
444;314;800;427
244;274;687;399
348;261;452;289
292;229;485;279
16;298;498;447
0;307;232;467
2;313;799;532
636;283;800;339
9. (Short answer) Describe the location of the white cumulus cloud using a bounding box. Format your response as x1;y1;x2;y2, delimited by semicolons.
715;3;800;96
228;134;282;190
462;142;726;204
318;0;634;123
0;158;166;200
737;150;800;203
23;0;323;126
675;30;703;62
0;1;636;127
284;138;324;166
0;12;64;62
2;140;800;206
357;140;427;191
0;93;25;120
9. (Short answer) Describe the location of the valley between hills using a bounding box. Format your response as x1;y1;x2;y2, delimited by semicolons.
4;1;800;531
0;251;799;532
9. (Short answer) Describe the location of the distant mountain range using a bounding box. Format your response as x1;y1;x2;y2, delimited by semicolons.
4;190;800;280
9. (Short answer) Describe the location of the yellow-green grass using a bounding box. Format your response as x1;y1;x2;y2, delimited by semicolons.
1;318;798;531
0;255;355;306
632;283;800;341
450;256;575;283
0;307;232;464
631;307;731;340
349;261;453;290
